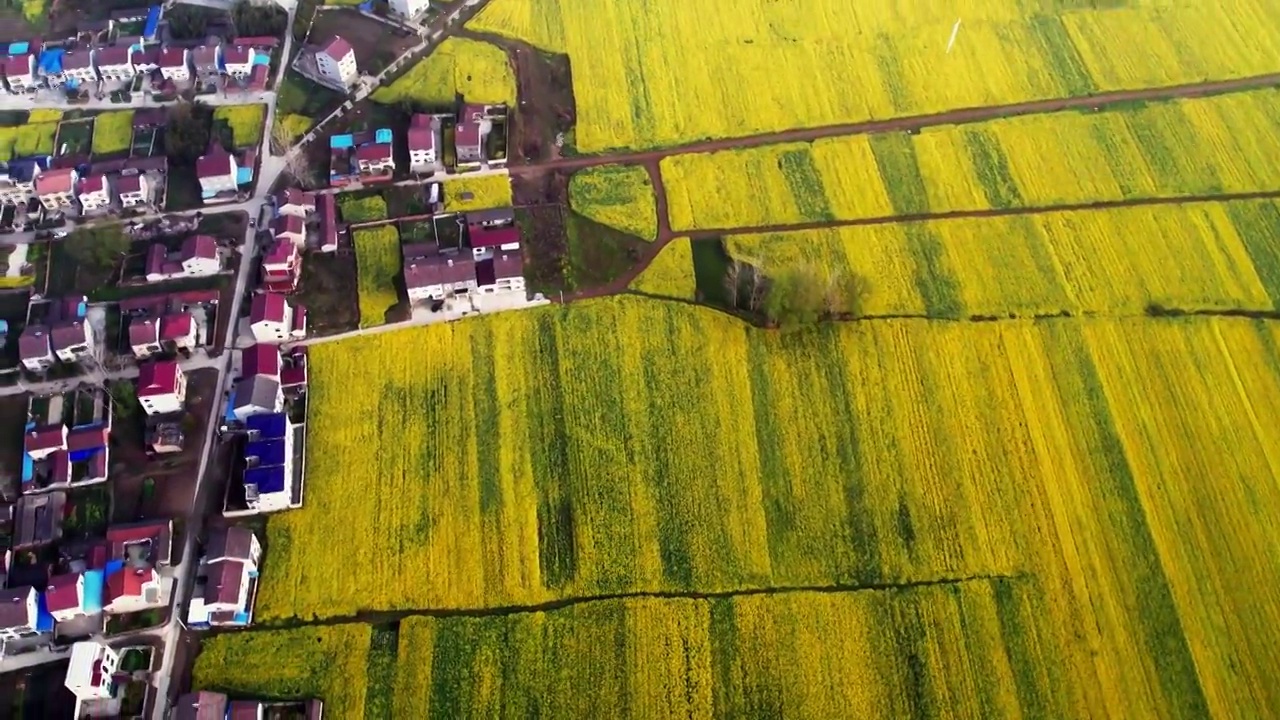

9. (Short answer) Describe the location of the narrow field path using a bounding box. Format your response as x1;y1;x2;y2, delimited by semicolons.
511;72;1280;173
257;572;1027;629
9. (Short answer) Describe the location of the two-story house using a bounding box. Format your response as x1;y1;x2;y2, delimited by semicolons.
354;143;394;178
407;114;440;174
115;173;153;208
137;359;186;415
196;145;238;201
157;47;190;82
76;174;111;214
271;214;305;246
249;293;306;344
128;317;161;359
34;168;78;211
145;234;221;282
44;570;105;623
220;45;255;79
404;255;478;302
456;104;488;168
132;46;161;75
60;51;97;88
92;45;134;82
261;242;302;293
65;641;120;707
1;52;37;93
317;193;339;252
188;526;262;628
0;586;49;641
18;326;55;372
0;156;47;205
50;318;95;364
191;44;219;79
389;0;430;20
275;188;315;218
161;312;198;354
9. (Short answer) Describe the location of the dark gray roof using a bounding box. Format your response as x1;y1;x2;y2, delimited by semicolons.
206;525;255;562
234;375;281;412
14;492;66;549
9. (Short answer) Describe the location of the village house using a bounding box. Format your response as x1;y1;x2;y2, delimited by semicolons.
407;114;440;174
173;692;229;720
261;241;302;293
60;51;97;87
389;0;430;20
467;223;522;260
240;412;302;513
115;172;153;208
92;45;134;82
65;641;121;715
23;424;110;491
404;254;477;302
246;64;269;93
316;193;339;252
34;167;78;211
248;292;306;343
315;35;358;89
103;520;172;614
104;566;162;614
76;174;112;214
456;104;488;168
0;586;49;641
136;359;187;415
145;235;221;282
128;317;161;359
354;142;394;178
192;44;219;79
231;375;283;422
0;156;47;205
476;250;526;295
1;52;37;93
196;145;239;202
220;45;256;79
280;347;308;396
132;46;161;75
271;214;305;246
161;312;198;354
242;343;280;380
187;525;262;628
158;47;191;82
18;326;55;372
275;188;315;218
50;298;96;365
14;491;67;549
44;570;105;623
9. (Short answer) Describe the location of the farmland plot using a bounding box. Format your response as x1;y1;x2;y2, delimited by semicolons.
372;37;516;108
250;297;1280;716
352;226;402;327
443;173;513;212
568;164;657;240
470;0;1280;152
628;238;694;299
662;88;1280;231
723;199;1280;318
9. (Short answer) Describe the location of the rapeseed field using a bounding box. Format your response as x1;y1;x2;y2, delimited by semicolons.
568;164;657;240
470;0;1280;151
662;89;1280;231
629;239;695;299
245;296;1280;716
351;226;402;327
372;37;516;108
443;173;513;212
725;199;1280;317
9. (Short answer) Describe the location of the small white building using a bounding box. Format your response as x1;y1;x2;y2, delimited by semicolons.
231;376;283;422
407;114;439;174
77;174;112;214
92;46;135;82
221;45;256;78
0;587;44;641
0;157;43;205
104;567;162;615
196;146;238;199
34;168;78;211
388;0;430;19
65;641;120;702
115;173;153;208
137;360;187;416
316;36;358;89
1;53;37;93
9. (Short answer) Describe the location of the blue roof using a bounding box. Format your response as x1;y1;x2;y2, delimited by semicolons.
34;594;53;633
104;559;125;576
82;570;104;613
245;439;286;467
330;134;353;149
143;6;163;39
224;388;238;423
245;412;287;440
237;166;252;185
252;54;269;66
7;42;28;55
0;319;10;333
375;128;393;144
21;453;32;483
245;465;286;494
66;77;80;89
6;157;49;182
38;49;64;75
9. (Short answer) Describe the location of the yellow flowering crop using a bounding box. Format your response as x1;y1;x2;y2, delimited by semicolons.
193;625;371;718
27;108;62;124
568;164;657;240
628;239;694;299
663;89;1280;231
372;37;516;108
250;296;1280;716
14;122;58;157
726;199;1279;318
91;111;134;155
443;173;513;212
352;226;402;327
471;0;1280;152
213;104;267;148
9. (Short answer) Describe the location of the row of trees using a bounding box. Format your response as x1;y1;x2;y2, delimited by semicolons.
725;260;870;331
168;0;288;41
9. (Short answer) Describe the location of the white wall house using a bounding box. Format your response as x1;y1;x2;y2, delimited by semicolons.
196;148;238;198
93;46;135;82
158;47;191;81
34;168;78;211
104;567;162;614
1;53;37;93
221;46;256;78
77;175;111;214
248;293;305;344
66;641;120;701
115;174;152;208
0;587;43;641
137;360;187;416
407;115;439;174
388;0;430;19
316;36;358;88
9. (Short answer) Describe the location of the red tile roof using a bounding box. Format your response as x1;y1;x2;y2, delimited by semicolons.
280;361;307;389
468;225;520;249
160;312;194;341
137;360;181;398
196;148;233;179
405;255;475;289
354;143;392;163
317;193;337;248
492;250;524;281
115;173;144;194
262;242;296;268
133;47;161;68
25;426;65;454
272;214;303;236
321;36;354;62
247;64;269;91
250;293;287;324
242;344;280;378
34;168;75;195
107;566;156;601
0;54;32;77
129;317;159;347
222;46;252;65
44;573;81;613
94;46;131;67
191;45;218;67
61;52;93;71
181;234;218;260
78;174;107;195
234;36;280;48
204;560;244;605
277;188;314;209
158;47;187;69
66;426;109;453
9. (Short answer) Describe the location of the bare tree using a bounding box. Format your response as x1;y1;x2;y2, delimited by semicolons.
747;266;767;313
724;259;742;308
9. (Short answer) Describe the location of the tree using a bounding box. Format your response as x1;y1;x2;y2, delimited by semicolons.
761;265;870;331
232;0;287;37
166;6;210;40
64;225;131;273
164;102;214;165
